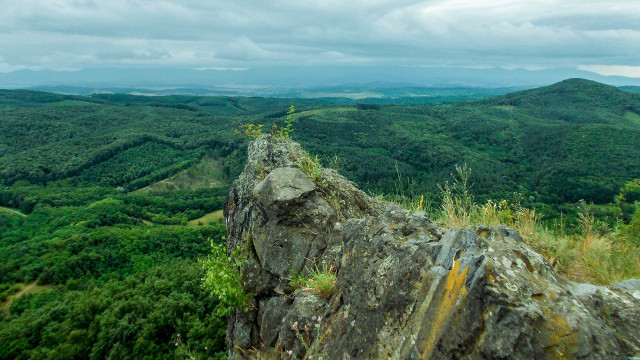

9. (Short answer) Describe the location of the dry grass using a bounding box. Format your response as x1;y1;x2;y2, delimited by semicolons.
438;164;474;228
431;166;640;285
390;164;640;285
519;219;640;285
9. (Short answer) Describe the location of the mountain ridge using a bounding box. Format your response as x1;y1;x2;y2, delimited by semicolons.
2;66;640;94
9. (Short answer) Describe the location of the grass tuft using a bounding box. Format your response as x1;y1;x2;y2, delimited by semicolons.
290;265;336;299
392;165;640;285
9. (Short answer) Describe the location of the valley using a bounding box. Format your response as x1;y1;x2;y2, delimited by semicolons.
1;78;639;358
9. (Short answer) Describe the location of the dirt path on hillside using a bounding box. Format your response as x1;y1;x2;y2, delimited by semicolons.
0;206;27;218
0;282;53;310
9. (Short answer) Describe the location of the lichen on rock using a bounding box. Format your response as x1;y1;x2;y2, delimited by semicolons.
223;134;640;359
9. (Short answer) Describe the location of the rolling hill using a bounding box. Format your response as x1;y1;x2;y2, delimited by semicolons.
2;79;639;209
1;78;639;358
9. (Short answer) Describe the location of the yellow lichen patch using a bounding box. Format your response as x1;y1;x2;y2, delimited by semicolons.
541;315;578;360
513;250;534;272
477;228;490;237
421;260;469;357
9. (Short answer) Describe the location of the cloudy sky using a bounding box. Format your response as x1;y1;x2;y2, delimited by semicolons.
1;0;639;77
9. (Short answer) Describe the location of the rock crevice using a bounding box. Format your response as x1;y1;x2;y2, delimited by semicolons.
224;135;640;359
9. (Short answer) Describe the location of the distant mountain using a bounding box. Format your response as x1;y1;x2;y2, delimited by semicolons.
1;66;640;95
485;78;640;124
621;86;640;94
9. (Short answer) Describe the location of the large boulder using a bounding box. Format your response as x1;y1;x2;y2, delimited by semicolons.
223;134;640;359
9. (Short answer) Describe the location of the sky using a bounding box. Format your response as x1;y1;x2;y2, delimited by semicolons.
1;0;640;78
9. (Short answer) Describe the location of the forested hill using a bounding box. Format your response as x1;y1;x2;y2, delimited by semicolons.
485;78;640;124
1;79;639;358
0;91;331;188
294;79;640;206
1;78;639;209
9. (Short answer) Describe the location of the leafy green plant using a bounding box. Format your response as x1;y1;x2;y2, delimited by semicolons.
0;283;22;302
235;123;264;139
201;239;251;316
271;105;296;139
282;105;296;139
621;207;640;245
615;179;640;222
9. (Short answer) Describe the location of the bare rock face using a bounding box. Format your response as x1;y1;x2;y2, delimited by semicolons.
223;135;640;359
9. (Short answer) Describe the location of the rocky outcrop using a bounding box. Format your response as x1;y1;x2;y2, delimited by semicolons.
223;134;640;359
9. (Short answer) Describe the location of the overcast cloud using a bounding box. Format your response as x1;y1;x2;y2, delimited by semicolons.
1;0;639;77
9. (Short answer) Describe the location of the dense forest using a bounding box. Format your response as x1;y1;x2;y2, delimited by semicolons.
1;78;640;358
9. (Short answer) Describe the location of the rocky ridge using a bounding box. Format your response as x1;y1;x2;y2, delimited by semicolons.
224;134;640;359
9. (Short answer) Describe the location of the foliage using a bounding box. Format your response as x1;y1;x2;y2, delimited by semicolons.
615;179;640;222
0;179;229;358
1;81;640;357
0;283;21;303
0;260;227;360
283;105;296;139
621;207;640;246
3;80;640;215
271;105;296;140
292;79;640;214
234;105;297;141
235;123;264;139
201;241;251;316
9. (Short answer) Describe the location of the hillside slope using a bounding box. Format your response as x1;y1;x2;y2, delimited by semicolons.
295;79;640;205
1;79;639;210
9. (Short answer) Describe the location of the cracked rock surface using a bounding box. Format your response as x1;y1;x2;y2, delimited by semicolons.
223;135;640;359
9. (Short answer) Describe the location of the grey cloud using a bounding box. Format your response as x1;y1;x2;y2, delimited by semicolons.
96;49;171;61
215;37;272;61
0;0;639;72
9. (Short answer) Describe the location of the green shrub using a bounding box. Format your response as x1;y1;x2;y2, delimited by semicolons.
235;124;264;139
201;239;251;316
622;206;640;245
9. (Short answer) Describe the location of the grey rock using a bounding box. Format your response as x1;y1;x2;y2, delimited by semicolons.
223;135;640;359
276;294;329;358
260;296;291;347
612;278;640;291
253;167;316;220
